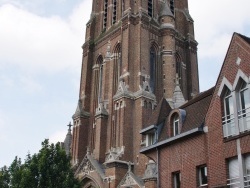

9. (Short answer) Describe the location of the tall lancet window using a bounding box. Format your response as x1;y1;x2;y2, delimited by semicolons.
148;0;153;17
150;47;156;93
113;43;122;94
103;0;108;29
176;54;183;88
99;65;103;103
95;56;103;104
170;0;175;15
112;0;117;24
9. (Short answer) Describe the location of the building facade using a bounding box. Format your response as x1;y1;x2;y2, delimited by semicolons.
70;0;199;187
140;33;250;188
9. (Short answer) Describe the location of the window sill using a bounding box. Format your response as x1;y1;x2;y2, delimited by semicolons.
198;184;208;188
223;130;250;142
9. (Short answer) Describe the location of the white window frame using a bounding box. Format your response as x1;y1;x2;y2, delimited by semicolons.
146;133;155;146
173;115;179;136
244;154;250;186
238;82;250;133
227;157;240;187
219;73;250;138
173;172;181;188
198;166;208;186
222;88;236;137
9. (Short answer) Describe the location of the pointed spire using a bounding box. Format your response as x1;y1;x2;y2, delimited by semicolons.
173;74;185;108
64;122;73;156
72;99;90;119
159;0;174;18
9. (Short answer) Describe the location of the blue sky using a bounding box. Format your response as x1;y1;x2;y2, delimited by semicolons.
0;0;250;167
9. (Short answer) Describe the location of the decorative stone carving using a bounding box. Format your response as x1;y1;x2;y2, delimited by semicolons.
105;41;112;58
122;174;137;186
118;162;144;188
76;155;94;177
143;160;157;180
95;102;109;117
113;81;133;100
134;81;157;104
105;146;125;162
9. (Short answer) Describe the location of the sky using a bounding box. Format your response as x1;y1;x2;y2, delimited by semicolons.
0;0;250;167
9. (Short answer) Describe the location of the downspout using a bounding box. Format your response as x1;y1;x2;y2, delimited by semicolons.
157;147;159;188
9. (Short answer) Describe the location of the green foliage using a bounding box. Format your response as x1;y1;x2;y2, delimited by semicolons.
0;139;81;188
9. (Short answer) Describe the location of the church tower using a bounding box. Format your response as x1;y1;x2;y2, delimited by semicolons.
71;0;199;187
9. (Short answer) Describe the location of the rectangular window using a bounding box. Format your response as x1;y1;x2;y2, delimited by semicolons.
222;89;236;137
227;157;240;187
173;115;179;136
198;166;208;186
244;154;250;186
173;172;181;188
146;133;155;146
238;82;250;133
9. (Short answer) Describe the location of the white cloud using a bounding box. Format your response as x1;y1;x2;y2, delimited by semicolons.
0;2;90;73
189;0;250;90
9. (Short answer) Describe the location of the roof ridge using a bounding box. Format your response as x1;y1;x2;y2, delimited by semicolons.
180;87;214;108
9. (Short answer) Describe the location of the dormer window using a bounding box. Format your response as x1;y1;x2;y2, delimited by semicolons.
146;133;155;146
173;114;179;136
140;125;158;147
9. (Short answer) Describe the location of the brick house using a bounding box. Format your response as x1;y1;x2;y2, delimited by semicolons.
140;33;250;188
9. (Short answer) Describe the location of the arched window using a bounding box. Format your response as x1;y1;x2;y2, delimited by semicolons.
170;0;175;15
103;0;108;29
149;46;156;93
148;0;153;17
172;114;179;136
113;43;122;93
176;54;181;79
93;56;104;113
112;0;117;24
222;87;235;137
238;81;250;132
96;56;103;104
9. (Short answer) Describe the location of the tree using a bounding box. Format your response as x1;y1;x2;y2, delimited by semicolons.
0;139;81;188
0;165;10;188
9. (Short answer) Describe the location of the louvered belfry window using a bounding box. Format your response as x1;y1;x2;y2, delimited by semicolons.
112;0;117;24
170;0;175;14
103;0;108;29
148;0;153;17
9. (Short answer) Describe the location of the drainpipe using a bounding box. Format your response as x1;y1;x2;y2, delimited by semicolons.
157;147;159;188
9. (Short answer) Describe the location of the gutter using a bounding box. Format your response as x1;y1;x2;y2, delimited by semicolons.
140;127;203;153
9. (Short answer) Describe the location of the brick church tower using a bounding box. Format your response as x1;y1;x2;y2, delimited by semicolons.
71;0;199;187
